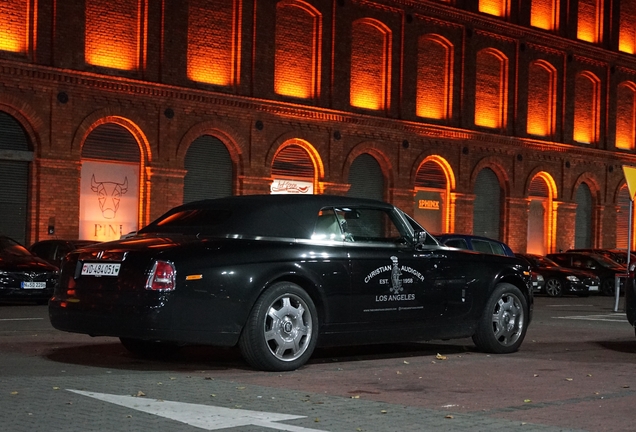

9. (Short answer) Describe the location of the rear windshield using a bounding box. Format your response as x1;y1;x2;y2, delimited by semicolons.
140;209;233;233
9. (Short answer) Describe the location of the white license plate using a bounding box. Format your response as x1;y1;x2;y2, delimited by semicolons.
588;285;599;291
81;263;121;276
21;281;46;289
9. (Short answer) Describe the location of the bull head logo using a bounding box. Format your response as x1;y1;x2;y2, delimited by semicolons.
91;175;129;219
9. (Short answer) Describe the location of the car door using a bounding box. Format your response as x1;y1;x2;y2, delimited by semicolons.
342;206;444;328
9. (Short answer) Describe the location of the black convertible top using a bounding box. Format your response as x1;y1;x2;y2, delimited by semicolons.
139;194;395;239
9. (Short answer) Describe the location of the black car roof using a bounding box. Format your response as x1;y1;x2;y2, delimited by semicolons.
140;194;394;239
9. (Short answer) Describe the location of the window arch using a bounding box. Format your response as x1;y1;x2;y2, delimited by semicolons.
577;0;603;43
184;135;233;203
414;157;455;234
619;0;636;54
616;82;636;151
85;0;143;70
573;72;600;145
187;0;241;86
527;60;556;137
574;183;593;248
479;0;509;17
530;0;559;31
274;1;322;99
527;172;557;255
617;184;631;250
475;49;508;129
0;0;28;53
416;35;453;120
347;154;384;201
271;140;323;194
350;19;391;111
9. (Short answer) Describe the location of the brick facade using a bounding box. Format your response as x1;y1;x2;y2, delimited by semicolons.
1;0;636;254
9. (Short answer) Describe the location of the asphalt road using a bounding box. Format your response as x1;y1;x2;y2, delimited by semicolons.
1;295;635;432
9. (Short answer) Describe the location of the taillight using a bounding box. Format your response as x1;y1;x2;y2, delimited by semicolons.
146;260;176;291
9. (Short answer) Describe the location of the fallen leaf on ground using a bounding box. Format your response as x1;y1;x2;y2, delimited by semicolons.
136;391;146;397
436;353;447;360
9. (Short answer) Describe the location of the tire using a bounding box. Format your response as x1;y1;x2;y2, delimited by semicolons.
544;278;563;297
600;279;615;296
119;337;180;359
239;282;318;371
472;283;528;354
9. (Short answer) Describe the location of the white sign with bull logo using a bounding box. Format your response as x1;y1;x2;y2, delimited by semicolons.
79;161;139;241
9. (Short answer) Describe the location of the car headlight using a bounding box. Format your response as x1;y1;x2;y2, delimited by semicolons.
536;274;544;281
566;276;579;282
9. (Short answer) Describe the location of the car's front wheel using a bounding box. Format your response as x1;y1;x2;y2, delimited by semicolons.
472;283;528;354
239;282;318;371
600;278;615;296
544;278;563;297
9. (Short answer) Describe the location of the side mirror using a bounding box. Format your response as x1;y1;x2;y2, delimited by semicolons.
414;231;427;246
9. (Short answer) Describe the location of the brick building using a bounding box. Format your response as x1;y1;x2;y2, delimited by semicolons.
1;0;636;255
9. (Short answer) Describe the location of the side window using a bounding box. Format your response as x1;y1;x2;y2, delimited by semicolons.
472;239;494;254
335;207;405;243
489;241;506;256
444;238;469;250
312;208;343;241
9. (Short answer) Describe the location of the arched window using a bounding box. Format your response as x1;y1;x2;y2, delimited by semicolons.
350;19;391;111
479;0;509;17
416;35;453;120
617;185;631;250
347;154;383;201
414;159;451;234
271;143;319;194
473;168;502;240
0;112;31;244
619;0;636;54
0;0;28;53
577;0;602;43
527;60;556;137
274;1;322;99
527;174;556;255
475;49;508;129
530;0;559;31
80;124;141;241
574;183;593;248
573;72;600;145
187;0;241;86
184;136;233;203
85;0;142;70
616;82;636;151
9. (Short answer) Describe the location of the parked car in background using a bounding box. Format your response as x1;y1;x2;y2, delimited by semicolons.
567;248;636;266
29;239;99;268
626;263;636;337
0;235;59;304
516;253;599;297
49;195;533;371
546;252;626;296
434;233;515;257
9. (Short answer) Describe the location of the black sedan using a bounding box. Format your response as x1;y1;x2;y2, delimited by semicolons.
49;194;533;371
515;253;600;297
547;252;627;296
29;239;99;268
0;235;59;304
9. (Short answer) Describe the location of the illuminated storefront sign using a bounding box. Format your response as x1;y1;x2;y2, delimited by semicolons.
270;178;313;194
414;190;443;233
79;161;139;241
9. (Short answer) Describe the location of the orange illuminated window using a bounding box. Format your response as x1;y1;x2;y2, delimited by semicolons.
577;0;602;43
416;35;453;120
187;0;241;86
527;60;556;137
475;49;508;129
350;19;391;111
85;0;143;70
573;72;600;144
274;1;322;99
0;0;29;53
619;0;636;54
530;0;559;31
479;0;508;17
616;82;636;150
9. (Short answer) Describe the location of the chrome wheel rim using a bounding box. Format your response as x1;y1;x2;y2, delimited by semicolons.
546;279;562;296
491;292;524;347
263;294;313;362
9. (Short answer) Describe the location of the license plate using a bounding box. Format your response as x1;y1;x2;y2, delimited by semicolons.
21;281;46;289
588;285;599;291
81;263;121;276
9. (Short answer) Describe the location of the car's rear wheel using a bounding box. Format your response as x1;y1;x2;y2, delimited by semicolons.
239;282;318;371
119;337;180;359
544;278;563;297
472;283;528;354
